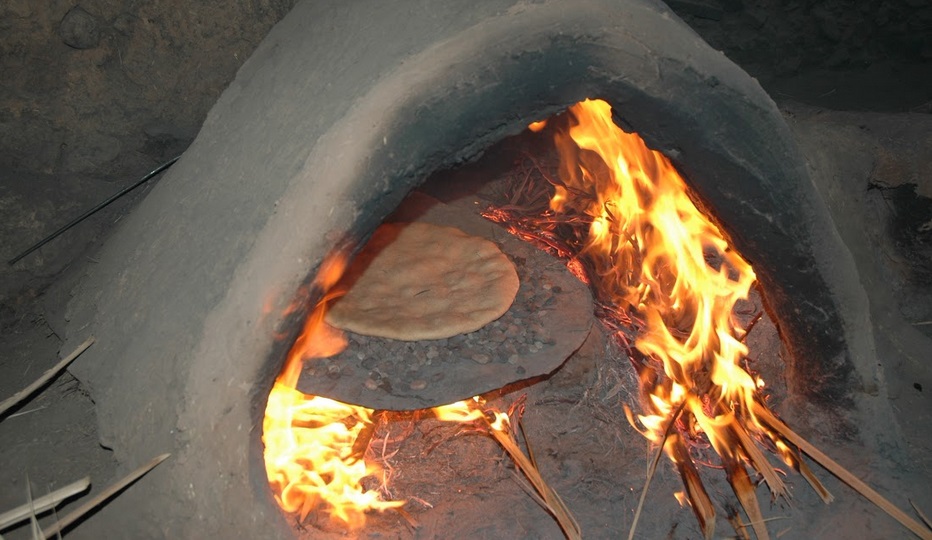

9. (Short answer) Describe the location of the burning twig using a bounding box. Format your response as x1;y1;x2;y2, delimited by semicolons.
350;410;385;461
668;432;716;539
730;422;786;499
40;453;170;539
783;445;833;504
726;507;754;540
391;506;420;530
489;101;863;540
738;311;765;343
752;402;932;540
0;337;95;418
486;414;581;540
433;400;581;539
721;452;770;540
626;400;686;540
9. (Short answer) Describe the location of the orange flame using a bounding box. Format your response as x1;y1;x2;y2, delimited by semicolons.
432;397;487;423
262;251;403;528
547;99;763;456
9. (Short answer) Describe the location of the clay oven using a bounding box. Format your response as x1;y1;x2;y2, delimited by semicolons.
61;0;885;537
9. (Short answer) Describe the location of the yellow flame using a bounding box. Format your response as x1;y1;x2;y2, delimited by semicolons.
432;397;512;437
547;99;760;453
432;397;486;423
262;251;402;528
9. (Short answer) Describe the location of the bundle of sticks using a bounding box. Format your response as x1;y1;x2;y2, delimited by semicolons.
481;155;931;540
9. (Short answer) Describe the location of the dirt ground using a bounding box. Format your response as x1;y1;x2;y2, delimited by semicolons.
1;1;931;538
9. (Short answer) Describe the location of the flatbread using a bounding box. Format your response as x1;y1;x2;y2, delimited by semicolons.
325;222;520;340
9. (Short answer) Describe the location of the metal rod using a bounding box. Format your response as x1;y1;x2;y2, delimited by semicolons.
8;155;181;266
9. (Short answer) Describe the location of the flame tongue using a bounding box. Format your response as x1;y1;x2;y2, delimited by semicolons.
548;99;763;458
262;252;403;528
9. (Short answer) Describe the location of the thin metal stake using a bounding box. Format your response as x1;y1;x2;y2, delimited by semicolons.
8;155;181;266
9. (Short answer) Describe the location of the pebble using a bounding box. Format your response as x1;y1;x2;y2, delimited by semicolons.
488;330;507;343
60;7;100;49
327;364;342;379
471;353;491;364
311;240;581;401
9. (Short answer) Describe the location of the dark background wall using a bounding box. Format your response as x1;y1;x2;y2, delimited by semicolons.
1;0;930;311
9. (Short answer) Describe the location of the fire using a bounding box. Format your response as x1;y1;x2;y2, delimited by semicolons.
262;251;403;528
432;397;487;423
260;98;929;538
430;397;512;436
492;99;802;536
546;99;763;446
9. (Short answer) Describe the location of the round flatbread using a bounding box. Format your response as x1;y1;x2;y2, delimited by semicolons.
325;222;520;341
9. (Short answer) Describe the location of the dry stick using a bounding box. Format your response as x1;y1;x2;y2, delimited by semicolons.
41;453;170;539
0;477;90;530
518;418;538;470
26;480;40;540
726;512;753;540
668;433;716;540
486;421;581;540
0;337;95;417
391;506;420;530
731;421;786;499
793;449;834;503
627;401;686;540
752;403;932;540
722;454;770;540
911;500;931;530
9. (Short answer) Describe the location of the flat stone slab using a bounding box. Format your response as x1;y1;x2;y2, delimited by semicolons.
296;192;593;410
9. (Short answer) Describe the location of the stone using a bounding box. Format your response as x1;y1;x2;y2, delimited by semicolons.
60;7;100;50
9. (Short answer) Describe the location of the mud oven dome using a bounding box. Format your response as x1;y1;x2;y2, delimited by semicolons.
59;0;888;537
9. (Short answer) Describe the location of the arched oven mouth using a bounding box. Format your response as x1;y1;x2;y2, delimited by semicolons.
258;97;902;538
57;0;911;538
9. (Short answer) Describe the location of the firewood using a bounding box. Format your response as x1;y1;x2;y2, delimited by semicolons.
722;454;770;540
668;434;716;539
732;421;786;500
349;410;385;461
626;401;686;540
753;402;932;540
911;500;931;530
40;453;170;539
0;477;90;529
792;448;834;504
726;509;753;540
0;337;95;418
485;415;581;540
